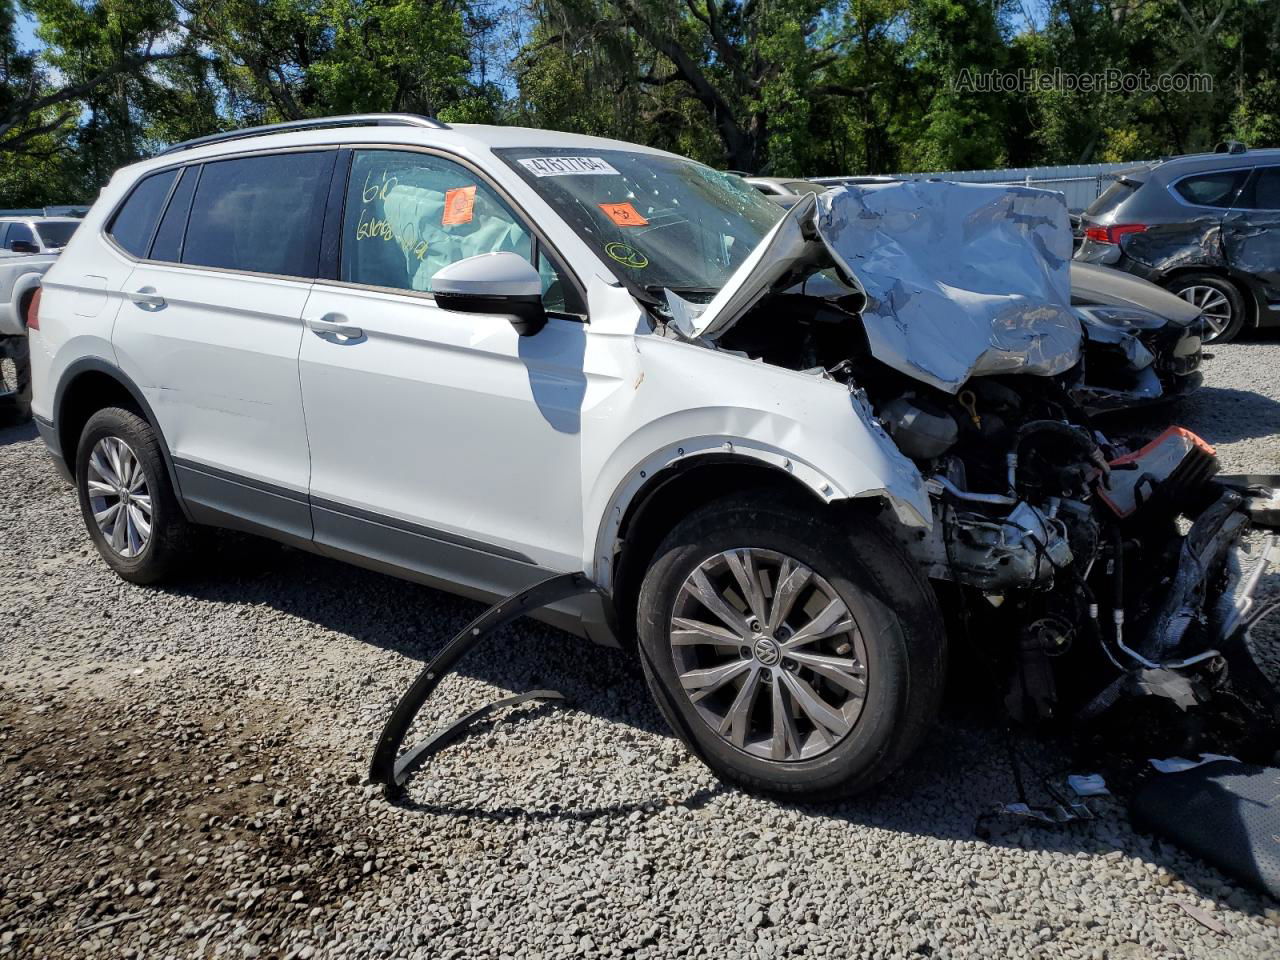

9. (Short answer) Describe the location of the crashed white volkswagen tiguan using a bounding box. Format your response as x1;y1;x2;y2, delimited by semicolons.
28;115;1278;799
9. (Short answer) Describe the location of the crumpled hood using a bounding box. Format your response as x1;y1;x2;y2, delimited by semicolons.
677;181;1083;394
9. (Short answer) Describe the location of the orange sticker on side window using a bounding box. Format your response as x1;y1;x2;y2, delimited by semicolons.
598;202;648;227
443;186;476;226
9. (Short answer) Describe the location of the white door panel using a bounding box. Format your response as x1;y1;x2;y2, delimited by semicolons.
112;264;312;492
299;284;589;574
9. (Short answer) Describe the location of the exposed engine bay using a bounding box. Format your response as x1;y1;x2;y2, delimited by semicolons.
655;181;1280;732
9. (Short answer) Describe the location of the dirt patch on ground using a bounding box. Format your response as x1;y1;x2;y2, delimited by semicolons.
0;688;375;958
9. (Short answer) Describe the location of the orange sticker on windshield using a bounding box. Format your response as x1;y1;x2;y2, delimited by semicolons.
599;202;648;227
443;186;476;226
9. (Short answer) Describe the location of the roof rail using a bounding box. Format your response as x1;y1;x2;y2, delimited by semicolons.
159;114;450;156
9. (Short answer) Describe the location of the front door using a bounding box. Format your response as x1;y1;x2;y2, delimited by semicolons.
298;148;590;597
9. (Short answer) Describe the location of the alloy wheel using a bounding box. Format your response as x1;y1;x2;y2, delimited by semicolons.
669;548;869;762
86;436;153;558
1176;284;1233;340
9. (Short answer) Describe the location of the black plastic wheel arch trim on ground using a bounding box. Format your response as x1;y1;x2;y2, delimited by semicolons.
368;571;600;800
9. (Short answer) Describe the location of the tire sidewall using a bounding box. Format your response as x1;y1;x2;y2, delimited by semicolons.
636;500;939;798
75;408;172;581
1168;274;1246;343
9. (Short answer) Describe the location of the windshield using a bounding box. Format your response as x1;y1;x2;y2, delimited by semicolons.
35;221;79;248
496;147;784;294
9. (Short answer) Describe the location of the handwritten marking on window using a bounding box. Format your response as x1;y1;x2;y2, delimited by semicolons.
363;168;399;203
355;206;429;262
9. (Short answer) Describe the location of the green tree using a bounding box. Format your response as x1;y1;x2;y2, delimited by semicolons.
519;0;881;173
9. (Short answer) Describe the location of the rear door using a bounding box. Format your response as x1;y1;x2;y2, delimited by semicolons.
1223;165;1280;316
111;149;335;542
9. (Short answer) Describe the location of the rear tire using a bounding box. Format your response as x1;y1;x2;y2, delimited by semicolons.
1166;273;1246;344
635;495;946;800
75;407;191;584
0;334;30;423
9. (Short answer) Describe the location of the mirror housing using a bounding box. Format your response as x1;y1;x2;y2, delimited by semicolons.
433;252;547;336
9;240;39;254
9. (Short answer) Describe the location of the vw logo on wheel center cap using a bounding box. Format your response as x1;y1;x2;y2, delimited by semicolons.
753;637;781;666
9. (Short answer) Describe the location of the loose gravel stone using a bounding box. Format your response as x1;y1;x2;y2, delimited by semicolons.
0;336;1278;959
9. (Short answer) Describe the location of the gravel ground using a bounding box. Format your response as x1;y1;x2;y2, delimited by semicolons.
2;338;1280;960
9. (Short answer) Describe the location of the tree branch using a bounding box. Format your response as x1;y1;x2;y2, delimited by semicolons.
0;48;182;145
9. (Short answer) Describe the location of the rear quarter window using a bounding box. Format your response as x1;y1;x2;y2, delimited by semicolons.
108;169;179;257
149;167;199;263
1172;170;1247;208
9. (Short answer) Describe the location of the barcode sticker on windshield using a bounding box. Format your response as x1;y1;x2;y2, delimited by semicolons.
518;156;620;177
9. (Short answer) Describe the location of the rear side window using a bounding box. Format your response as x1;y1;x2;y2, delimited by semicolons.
35;221;78;247
182;152;333;278
149;167;198;263
1242;167;1280;210
109;169;179;257
1172;170;1246;208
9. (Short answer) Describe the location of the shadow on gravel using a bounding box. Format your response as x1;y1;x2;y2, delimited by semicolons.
0;418;36;445
1098;385;1280;445
398;781;729;824
155;532;1275;917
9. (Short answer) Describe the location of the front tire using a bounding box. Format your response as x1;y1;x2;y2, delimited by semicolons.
1166;273;1246;344
75;407;191;584
635;495;946;800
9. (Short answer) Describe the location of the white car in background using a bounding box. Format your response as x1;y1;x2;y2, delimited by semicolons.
0;217;78;419
26;115;1271;800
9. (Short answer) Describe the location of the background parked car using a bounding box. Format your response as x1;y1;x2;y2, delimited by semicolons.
1074;144;1280;343
743;176;827;207
0;216;80;255
1069;261;1205;413
0;218;76;420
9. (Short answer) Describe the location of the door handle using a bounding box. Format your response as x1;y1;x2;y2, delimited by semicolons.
129;286;165;310
306;315;364;341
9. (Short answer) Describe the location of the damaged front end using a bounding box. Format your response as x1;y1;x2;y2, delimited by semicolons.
654;180;1277;728
1068;262;1206;414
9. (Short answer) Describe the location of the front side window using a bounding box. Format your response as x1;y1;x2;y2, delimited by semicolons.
182;152;332;278
109;169;178;257
341;149;549;298
496;147;784;297
1173;170;1246;208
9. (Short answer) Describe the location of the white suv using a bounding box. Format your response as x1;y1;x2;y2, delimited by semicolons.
30;115;1263;799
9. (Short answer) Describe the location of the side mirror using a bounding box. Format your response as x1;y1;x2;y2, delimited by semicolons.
432;252;547;336
9;240;39;254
